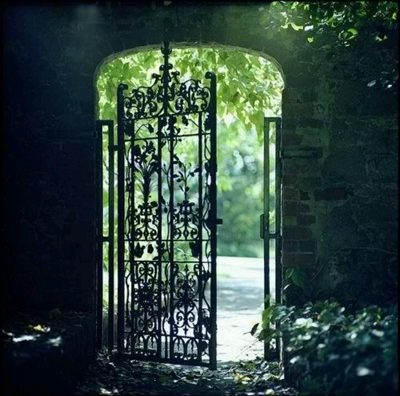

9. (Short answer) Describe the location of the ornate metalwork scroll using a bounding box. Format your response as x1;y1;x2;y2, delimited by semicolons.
116;42;217;368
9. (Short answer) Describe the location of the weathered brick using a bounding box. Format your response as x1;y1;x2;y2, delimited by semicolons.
299;240;317;253
298;89;318;103
297;214;316;226
284;103;315;117
282;88;298;103
298;117;324;129
299;203;311;213
298;177;322;189
296;253;316;266
282;117;298;130
283;188;299;200
292;163;312;173
314;187;348;201
283;226;313;240
282;133;304;146
283;162;312;176
282;174;297;185
299;190;310;200
282;252;316;267
283;240;299;252
283;201;299;215
283;162;301;175
287;73;318;89
283;253;297;266
283;216;297;226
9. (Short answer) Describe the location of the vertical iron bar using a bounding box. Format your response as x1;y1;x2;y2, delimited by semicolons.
263;117;271;360
108;120;115;353
168;116;175;361
157;118;163;359
117;84;127;353
207;72;217;370
198;112;203;363
95;121;103;350
161;41;176;361
130;121;135;356
275;117;283;358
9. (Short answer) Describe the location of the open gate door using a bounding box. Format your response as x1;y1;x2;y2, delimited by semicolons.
261;117;282;360
97;42;218;369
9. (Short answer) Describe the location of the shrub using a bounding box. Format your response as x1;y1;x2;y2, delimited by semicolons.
258;301;398;395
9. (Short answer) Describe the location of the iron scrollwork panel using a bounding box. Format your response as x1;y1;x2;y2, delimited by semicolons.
117;42;217;368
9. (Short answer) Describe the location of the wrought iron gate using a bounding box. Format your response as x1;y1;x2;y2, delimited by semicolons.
97;42;218;369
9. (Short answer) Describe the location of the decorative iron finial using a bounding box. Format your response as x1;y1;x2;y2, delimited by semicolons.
160;42;173;79
160;41;172;79
160;41;173;112
161;41;172;57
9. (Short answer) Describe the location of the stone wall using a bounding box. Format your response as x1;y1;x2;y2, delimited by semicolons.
3;3;398;321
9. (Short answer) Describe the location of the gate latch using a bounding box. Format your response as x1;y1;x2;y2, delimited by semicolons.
216;218;223;226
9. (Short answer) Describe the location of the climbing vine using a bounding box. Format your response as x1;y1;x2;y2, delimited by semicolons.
259;1;398;89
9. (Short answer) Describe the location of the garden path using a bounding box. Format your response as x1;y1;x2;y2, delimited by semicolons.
217;256;274;365
75;256;295;396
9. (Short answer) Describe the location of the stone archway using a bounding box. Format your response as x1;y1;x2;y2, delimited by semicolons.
94;43;285;364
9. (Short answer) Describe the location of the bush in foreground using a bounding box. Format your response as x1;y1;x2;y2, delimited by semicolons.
258;301;398;395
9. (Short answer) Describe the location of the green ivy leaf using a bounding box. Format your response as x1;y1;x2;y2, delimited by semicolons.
285;268;295;280
291;269;308;290
290;22;304;31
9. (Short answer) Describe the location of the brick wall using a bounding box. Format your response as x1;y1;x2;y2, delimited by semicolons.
3;3;398;317
280;27;398;305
